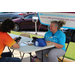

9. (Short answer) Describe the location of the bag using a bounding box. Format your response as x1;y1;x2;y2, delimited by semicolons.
32;37;38;43
34;38;47;47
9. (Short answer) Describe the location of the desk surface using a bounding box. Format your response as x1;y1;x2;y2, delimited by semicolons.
9;34;55;53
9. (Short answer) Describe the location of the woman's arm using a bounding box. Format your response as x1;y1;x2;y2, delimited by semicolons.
52;42;63;49
46;41;63;49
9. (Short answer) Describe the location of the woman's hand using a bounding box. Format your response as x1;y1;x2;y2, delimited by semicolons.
46;41;51;43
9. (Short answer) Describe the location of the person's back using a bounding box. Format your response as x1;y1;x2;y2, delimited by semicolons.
0;32;7;55
0;19;21;62
0;32;16;55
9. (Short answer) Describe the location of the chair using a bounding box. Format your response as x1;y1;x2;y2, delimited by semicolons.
58;37;71;62
20;33;30;38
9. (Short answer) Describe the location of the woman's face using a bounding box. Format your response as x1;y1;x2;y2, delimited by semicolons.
50;23;58;33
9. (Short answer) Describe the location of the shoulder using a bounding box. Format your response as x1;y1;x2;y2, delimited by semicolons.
45;30;51;34
44;30;52;38
58;30;65;34
3;33;13;40
57;30;66;37
0;32;8;36
3;33;10;37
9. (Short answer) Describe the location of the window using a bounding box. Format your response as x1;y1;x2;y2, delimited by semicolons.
24;14;38;19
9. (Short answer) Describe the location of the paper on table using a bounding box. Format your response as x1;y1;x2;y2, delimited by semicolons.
24;41;34;44
20;42;28;47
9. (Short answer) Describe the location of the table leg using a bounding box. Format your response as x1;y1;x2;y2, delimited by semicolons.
8;47;11;52
8;47;14;57
20;52;21;57
12;49;14;57
29;53;32;62
21;53;25;61
42;50;43;62
29;51;43;62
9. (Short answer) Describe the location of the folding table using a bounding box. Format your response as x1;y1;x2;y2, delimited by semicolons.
9;34;55;62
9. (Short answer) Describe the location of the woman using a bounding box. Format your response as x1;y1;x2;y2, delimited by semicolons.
36;20;66;62
0;19;21;62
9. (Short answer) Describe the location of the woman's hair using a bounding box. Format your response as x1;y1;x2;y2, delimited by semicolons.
0;19;15;33
51;20;66;30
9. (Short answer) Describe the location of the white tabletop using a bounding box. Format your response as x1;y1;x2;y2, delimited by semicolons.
9;34;32;42
9;34;55;53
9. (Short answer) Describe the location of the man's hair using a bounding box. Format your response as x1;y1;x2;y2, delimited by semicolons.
0;19;15;33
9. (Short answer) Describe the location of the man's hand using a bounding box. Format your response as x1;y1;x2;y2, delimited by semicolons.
13;37;20;43
13;37;16;40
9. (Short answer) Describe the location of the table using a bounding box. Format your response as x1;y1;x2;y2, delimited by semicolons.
9;34;55;62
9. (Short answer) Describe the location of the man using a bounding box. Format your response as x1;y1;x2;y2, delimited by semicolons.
0;19;21;62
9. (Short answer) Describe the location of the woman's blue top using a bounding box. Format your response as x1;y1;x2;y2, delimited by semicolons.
44;30;66;51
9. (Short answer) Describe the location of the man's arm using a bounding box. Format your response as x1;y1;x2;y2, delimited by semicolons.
12;43;20;49
12;37;20;49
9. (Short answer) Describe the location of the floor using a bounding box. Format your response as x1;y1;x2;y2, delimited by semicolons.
3;46;36;62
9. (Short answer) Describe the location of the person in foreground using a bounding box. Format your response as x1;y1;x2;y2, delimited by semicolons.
0;19;21;62
36;20;66;62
